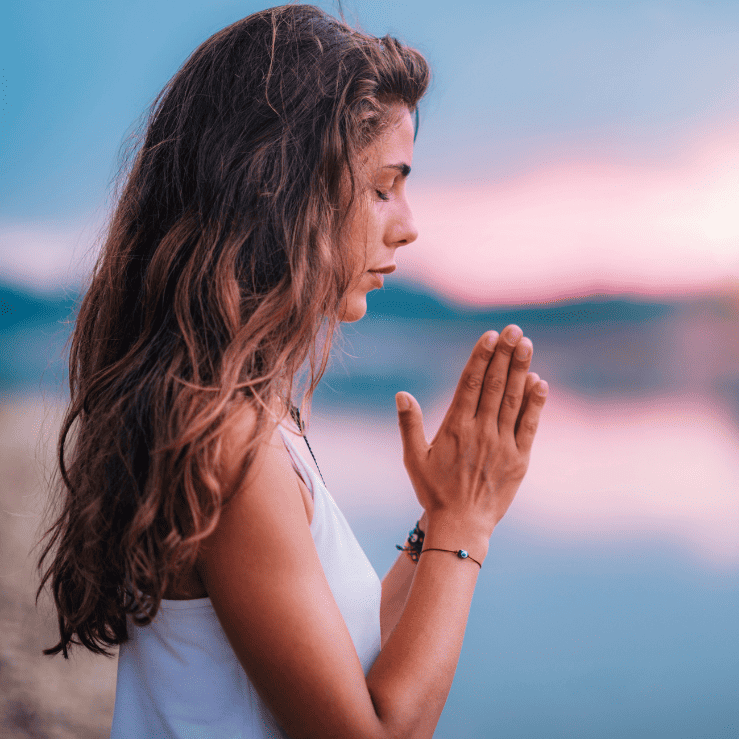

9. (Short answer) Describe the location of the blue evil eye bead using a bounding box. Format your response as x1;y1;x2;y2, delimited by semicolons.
457;550;469;559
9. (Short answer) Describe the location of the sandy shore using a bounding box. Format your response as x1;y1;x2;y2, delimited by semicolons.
0;391;116;738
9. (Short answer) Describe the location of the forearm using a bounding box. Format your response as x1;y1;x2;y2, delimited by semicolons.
368;516;490;739
366;325;545;738
380;551;415;648
380;512;427;648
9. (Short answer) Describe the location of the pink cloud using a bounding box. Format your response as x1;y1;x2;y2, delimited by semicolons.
404;126;739;306
2;125;737;304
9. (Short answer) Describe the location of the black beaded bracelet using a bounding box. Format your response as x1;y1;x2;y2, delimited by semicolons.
396;520;425;563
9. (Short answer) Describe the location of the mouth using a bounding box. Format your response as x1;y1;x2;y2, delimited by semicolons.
368;265;397;275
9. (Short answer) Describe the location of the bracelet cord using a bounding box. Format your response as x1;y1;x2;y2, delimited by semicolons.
287;405;481;571
420;547;482;569
396;522;482;569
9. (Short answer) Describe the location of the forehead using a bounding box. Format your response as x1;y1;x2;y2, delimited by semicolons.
366;108;415;169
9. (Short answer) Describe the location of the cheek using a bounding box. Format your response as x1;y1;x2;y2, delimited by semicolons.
363;210;384;254
349;218;376;272
347;197;384;274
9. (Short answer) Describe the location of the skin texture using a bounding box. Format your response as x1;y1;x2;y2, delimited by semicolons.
194;107;550;738
339;107;418;323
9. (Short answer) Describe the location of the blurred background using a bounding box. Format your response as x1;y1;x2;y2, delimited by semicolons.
1;1;737;737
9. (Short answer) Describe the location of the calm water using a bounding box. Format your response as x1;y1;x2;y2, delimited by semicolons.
304;393;739;738
300;306;739;738
3;281;738;737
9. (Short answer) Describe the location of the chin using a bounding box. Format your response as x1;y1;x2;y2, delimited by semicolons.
339;291;368;323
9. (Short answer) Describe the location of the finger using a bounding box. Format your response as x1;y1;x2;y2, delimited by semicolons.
475;324;524;422
514;372;540;438
516;379;548;453
447;330;500;422
497;336;533;434
395;392;427;467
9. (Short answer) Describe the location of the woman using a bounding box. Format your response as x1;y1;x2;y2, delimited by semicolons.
37;4;549;737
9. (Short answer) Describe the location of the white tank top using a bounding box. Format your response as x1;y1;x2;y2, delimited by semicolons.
110;423;382;738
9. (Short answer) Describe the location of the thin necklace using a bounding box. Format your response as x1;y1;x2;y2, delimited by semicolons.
289;403;326;487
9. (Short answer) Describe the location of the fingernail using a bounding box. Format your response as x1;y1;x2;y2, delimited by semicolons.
508;328;522;344
515;342;530;360
485;332;497;349
537;381;549;396
396;393;410;411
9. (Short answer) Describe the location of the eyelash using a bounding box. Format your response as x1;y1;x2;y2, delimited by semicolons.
375;189;390;201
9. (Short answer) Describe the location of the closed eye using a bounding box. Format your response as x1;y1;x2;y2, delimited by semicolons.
375;189;390;201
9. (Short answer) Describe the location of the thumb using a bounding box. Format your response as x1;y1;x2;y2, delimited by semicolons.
395;392;426;459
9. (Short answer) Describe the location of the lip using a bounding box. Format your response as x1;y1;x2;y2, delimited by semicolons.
368;265;397;274
368;271;384;287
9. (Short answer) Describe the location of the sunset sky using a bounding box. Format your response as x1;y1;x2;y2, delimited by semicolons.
3;8;737;729
2;0;738;303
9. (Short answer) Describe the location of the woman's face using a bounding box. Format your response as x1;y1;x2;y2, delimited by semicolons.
339;106;418;323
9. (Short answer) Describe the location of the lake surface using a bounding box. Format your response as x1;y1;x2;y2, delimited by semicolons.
2;280;737;736
301;397;739;738
296;303;739;738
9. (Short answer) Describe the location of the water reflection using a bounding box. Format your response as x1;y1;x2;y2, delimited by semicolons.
306;386;739;570
2;278;737;736
300;295;739;737
305;286;739;570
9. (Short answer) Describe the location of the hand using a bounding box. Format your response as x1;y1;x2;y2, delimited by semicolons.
395;325;548;537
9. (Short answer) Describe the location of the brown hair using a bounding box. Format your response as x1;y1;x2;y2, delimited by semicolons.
36;2;430;658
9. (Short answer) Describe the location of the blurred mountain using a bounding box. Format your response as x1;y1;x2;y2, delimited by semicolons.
364;280;679;326
1;278;736;423
0;280;79;330
0;280;80;393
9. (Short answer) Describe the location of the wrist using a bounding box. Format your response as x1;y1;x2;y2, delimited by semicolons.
423;513;490;566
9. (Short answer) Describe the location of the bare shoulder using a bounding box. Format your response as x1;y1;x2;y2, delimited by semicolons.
217;392;315;529
194;395;378;737
218;394;284;499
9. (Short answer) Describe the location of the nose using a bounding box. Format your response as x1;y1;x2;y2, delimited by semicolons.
390;194;419;248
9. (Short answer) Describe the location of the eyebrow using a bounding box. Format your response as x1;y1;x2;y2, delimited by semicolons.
382;163;411;178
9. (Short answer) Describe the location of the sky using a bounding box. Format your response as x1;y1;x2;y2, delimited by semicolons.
1;0;738;304
2;7;737;731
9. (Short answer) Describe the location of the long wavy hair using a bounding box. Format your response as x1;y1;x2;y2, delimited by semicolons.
36;2;430;658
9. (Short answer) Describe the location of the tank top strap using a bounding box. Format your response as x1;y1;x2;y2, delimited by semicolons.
276;424;316;501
